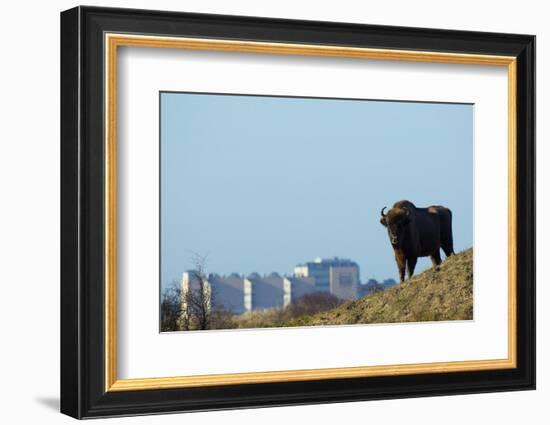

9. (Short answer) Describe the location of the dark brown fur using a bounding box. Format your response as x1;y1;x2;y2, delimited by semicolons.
380;200;454;282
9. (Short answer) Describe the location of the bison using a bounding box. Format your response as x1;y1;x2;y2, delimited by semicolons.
380;200;454;282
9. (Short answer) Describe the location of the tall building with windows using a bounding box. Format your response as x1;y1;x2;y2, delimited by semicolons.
293;257;359;300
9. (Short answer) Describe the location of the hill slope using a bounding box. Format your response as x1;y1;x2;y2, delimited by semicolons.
286;248;473;327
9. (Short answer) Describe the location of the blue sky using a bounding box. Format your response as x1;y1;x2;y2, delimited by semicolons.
160;92;473;288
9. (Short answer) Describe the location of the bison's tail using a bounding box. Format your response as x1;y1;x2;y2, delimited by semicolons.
442;208;455;257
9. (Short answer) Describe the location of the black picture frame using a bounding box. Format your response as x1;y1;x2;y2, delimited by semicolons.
61;5;535;419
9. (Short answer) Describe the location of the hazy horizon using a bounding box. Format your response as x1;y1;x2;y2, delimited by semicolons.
160;92;473;289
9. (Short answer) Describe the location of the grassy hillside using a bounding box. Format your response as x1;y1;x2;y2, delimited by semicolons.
284;248;473;327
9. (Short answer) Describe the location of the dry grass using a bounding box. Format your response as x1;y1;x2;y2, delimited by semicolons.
232;309;290;329
284;248;473;327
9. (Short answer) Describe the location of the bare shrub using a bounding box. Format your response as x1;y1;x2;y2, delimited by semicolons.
210;308;238;330
160;281;185;332
288;292;343;317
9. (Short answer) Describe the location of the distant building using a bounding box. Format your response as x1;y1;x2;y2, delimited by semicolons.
181;271;211;322
283;276;317;306
244;273;285;311
294;258;331;292
181;271;246;315
208;274;246;314
294;257;359;300
329;265;359;300
181;256;364;315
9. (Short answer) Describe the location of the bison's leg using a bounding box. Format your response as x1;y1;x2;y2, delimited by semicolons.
395;252;406;282
406;257;417;280
398;264;406;282
431;250;442;267
442;243;454;258
393;249;407;282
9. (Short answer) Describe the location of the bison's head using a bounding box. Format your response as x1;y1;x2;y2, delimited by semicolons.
380;206;410;248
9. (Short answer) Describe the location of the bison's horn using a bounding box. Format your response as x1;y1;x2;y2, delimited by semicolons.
403;207;410;216
380;207;387;217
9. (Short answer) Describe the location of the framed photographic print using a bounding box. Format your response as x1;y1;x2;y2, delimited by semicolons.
60;6;535;419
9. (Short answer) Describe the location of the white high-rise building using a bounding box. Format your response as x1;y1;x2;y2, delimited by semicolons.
293;257;359;300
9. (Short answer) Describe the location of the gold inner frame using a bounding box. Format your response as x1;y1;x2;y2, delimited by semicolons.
104;33;517;392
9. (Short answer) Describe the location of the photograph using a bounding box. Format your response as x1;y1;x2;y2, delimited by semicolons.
57;4;536;420
159;92;474;332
